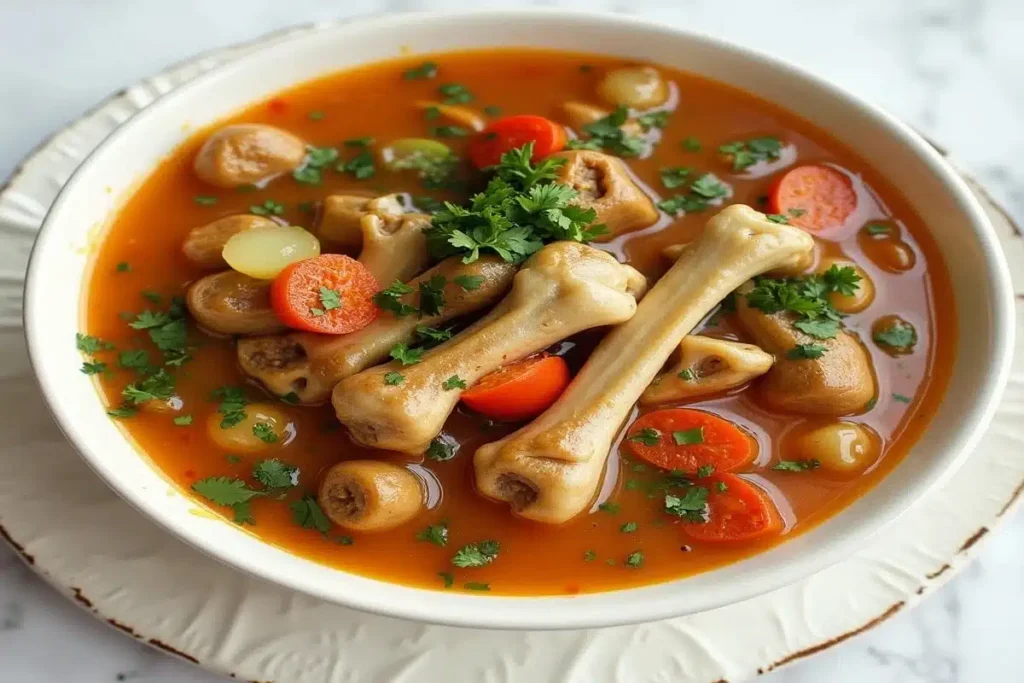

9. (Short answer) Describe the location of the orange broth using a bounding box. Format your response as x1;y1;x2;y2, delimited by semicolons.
82;48;955;595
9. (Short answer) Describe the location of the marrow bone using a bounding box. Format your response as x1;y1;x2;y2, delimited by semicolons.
473;204;814;523
553;150;659;241
332;241;648;454
640;335;774;405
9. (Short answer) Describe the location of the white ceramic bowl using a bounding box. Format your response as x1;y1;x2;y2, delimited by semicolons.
23;10;1015;630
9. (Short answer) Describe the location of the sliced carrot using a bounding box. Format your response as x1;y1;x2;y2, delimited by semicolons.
270;254;379;334
469;115;567;170
680;474;783;543
768;164;857;231
461;354;569;421
624;409;755;474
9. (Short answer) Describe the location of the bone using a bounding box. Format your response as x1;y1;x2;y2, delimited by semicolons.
474;204;814;523
314;193;402;253
237;256;517;403
332;241;647;454
357;212;431;285
553;150;659;241
640;335;774;405
662;239;816;277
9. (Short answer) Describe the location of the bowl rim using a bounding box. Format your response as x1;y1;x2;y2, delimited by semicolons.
22;8;1016;630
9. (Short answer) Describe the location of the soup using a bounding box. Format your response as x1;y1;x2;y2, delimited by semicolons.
78;48;954;595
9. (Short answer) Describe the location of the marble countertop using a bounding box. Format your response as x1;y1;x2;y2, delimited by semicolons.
1;0;1021;681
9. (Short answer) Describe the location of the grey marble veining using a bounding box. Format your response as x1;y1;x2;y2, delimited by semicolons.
0;0;1021;681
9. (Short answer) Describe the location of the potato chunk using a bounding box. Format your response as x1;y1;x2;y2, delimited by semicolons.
553;150;659;240
193;124;306;188
787;421;880;477
206;402;290;453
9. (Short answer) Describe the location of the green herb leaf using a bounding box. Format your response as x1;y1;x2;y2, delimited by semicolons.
678;368;695;381
716;481;729;493
787;343;827;360
426;437;456;462
418;275;447;316
344;136;374;148
453;274;483;290
76;333;114;354
636;110;669;132
192;477;264;507
373;280;417;318
627;428;661;446
318;286;342;312
337;150;376;179
598;502;620;514
106;406;137;418
249;199;285;216
659;166;692;189
865;223;891;237
576;106;647;157
115;261;131;272
718;136;783;171
873;319;917;351
211;385;247;428
893;393;912;403
766;213;790;224
696;464;714;478
252;422;278;444
289;495;332;534
438;83;473;104
173;415;193;426
389;343;424;366
193;195;218;206
822;264;862;297
416;522;449;547
583;550;597;562
665;487;709;522
773;459;820;472
80;360;108;375
672;427;705;445
438;571;455;588
464;582;490;591
483;105;503;117
442;375;467;391
307;110;325;121
681;136;702;152
403;61;438;80
429;125;469;138
232;501;255;526
625;551;644;568
384;371;405;386
620;521;638;533
122;368;175;405
452;540;499;568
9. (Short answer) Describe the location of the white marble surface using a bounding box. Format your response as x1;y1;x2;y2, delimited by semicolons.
0;0;1021;681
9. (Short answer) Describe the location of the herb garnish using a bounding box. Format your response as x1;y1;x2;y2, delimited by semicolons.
665;487;709;522
598;502;620;514
173;415;193;426
773;459;820;472
718;136;783;171
657;173;730;215
452;540;499;568
418;275;447;315
438;83;473;104
672;427;704;445
787;343;827;360
336;150;376;179
620;521;638;533
625;551;644;568
193;195;218;206
873;319;917;352
568;106;646;157
253;459;297;488
696;465;715;478
252;422;278;444
416;522;449;546
249;199;285;216
681;136;702;152
659;166;692;189
442;375;467;391
290;495;332;534
453;274;483;290
425;143;606;264
438;572;455;588
403;61;438;80
636;110;670;132
373;281;417;317
426;437;456;462
628;427;661;446
383;371;405;386
415;325;453;346
211;386;247;428
389;343;424;366
464;582;490;591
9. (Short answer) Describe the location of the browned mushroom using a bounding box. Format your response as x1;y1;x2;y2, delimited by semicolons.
734;282;876;415
193;124;306;188
236;256;518;403
474;205;814;524
318;460;423;531
553;150;659;241
181;215;278;269
640;335;774;405
185;270;285;336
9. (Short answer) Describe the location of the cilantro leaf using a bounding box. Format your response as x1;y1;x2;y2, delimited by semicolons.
773;459;820;472
873;319;917;351
80;360;107;375
438;571;455;588
415;325;453;346
673;427;705;445
625;551;644;568
627;428;661;446
664;487;709;522
426;437;456;462
418;275;447;316
659;166;691;189
416;522;449;546
719;136;783;171
211;385;247;428
636;110;669;132
192;477;264;507
383;371;405;386
403;61;438;80
253;459;297;488
452;539;500;568
373;280;417;318
442;375;467;391
389;343;424;366
289;495;332;534
252;422;278;444
76;333;114;354
787;344;827;360
318;287;342;312
793;318;840;339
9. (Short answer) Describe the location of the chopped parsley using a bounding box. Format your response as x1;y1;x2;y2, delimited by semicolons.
620;521;638;533
453;274;483;290
383;371;405;386
292;145;340;185
598;502;620;514
696;465;715;478
172;414;193;426
568;106;646;157
787;343;827;360
253;459;297;489
424;105;441;120
464;582;490;591
893;393;912;403
80;360;107;375
290;495;332;534
865;223;891;237
718;136;783;171
115;261;131;272
452;540;499;568
192;477;263;511
211;385;247;428
426;437;456;462
252;422;278;444
438;571;455;588
628;427;661;446
336;150;376;180
418;275;447;315
318;287;342;312
657;173;730;215
403;61;438;80
122;368;175;405
249;199;285;216
373;281;417;317
625;551;644;568
429;125;470;138
193;195;218;206
715;481;729;493
873;319;917;351
773;459;820;472
438;83;473;104
106;407;137;419
672;427;704;445
659;166;692;189
678;368;695;381
483;105;503;117
413;195;444;213
583;550;597;562
681;136;702;152
636;110;670;132
344;136;374;147
665;487;709;522
415;325;453;346
416;522;449;547
389;343;424;366
766;213;790;224
425;143;605;264
442;375;467;391
76;333;114;354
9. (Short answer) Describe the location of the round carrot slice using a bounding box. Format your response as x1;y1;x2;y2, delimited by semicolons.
469;115;568;170
680;474;783;543
625;409;755;474
461;354;570;421
768;164;857;231
270;254;379;334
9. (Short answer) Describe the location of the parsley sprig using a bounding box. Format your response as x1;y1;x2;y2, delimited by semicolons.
424;143;606;264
